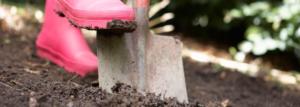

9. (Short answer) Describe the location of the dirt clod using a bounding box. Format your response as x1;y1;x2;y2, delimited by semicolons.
54;10;65;17
104;18;137;33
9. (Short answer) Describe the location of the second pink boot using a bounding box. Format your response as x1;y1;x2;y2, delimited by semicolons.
36;0;98;77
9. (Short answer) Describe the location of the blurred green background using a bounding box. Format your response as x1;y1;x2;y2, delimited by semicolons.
151;0;300;55
2;0;300;70
151;0;300;70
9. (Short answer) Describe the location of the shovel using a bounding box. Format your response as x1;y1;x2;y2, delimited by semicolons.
96;0;188;102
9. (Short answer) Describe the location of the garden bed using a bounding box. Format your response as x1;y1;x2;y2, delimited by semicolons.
1;28;300;107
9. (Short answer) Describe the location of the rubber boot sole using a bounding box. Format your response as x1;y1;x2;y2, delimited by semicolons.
36;42;97;77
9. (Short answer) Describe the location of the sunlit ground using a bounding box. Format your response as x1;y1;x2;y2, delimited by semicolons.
182;47;300;87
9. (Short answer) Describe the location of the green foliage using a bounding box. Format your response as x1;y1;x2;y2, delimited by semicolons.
150;0;162;6
212;63;225;71
1;0;45;11
153;0;300;58
4;39;10;44
3;0;45;4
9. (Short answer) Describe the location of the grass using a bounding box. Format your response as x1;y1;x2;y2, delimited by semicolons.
1;0;45;12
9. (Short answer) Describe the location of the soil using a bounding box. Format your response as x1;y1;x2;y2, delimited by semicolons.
1;27;300;107
105;18;137;33
184;59;300;107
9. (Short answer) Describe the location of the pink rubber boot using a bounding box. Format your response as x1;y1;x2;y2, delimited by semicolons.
36;0;98;77
54;0;135;29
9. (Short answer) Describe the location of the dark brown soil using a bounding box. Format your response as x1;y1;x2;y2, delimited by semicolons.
105;18;137;33
184;59;300;107
1;27;300;107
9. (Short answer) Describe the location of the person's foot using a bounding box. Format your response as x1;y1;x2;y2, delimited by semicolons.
54;0;135;29
36;0;98;77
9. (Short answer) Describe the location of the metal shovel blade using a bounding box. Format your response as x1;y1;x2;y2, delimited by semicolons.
96;0;188;102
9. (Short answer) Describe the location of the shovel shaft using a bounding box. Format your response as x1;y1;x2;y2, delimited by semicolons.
96;33;138;92
96;0;151;94
134;0;150;10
